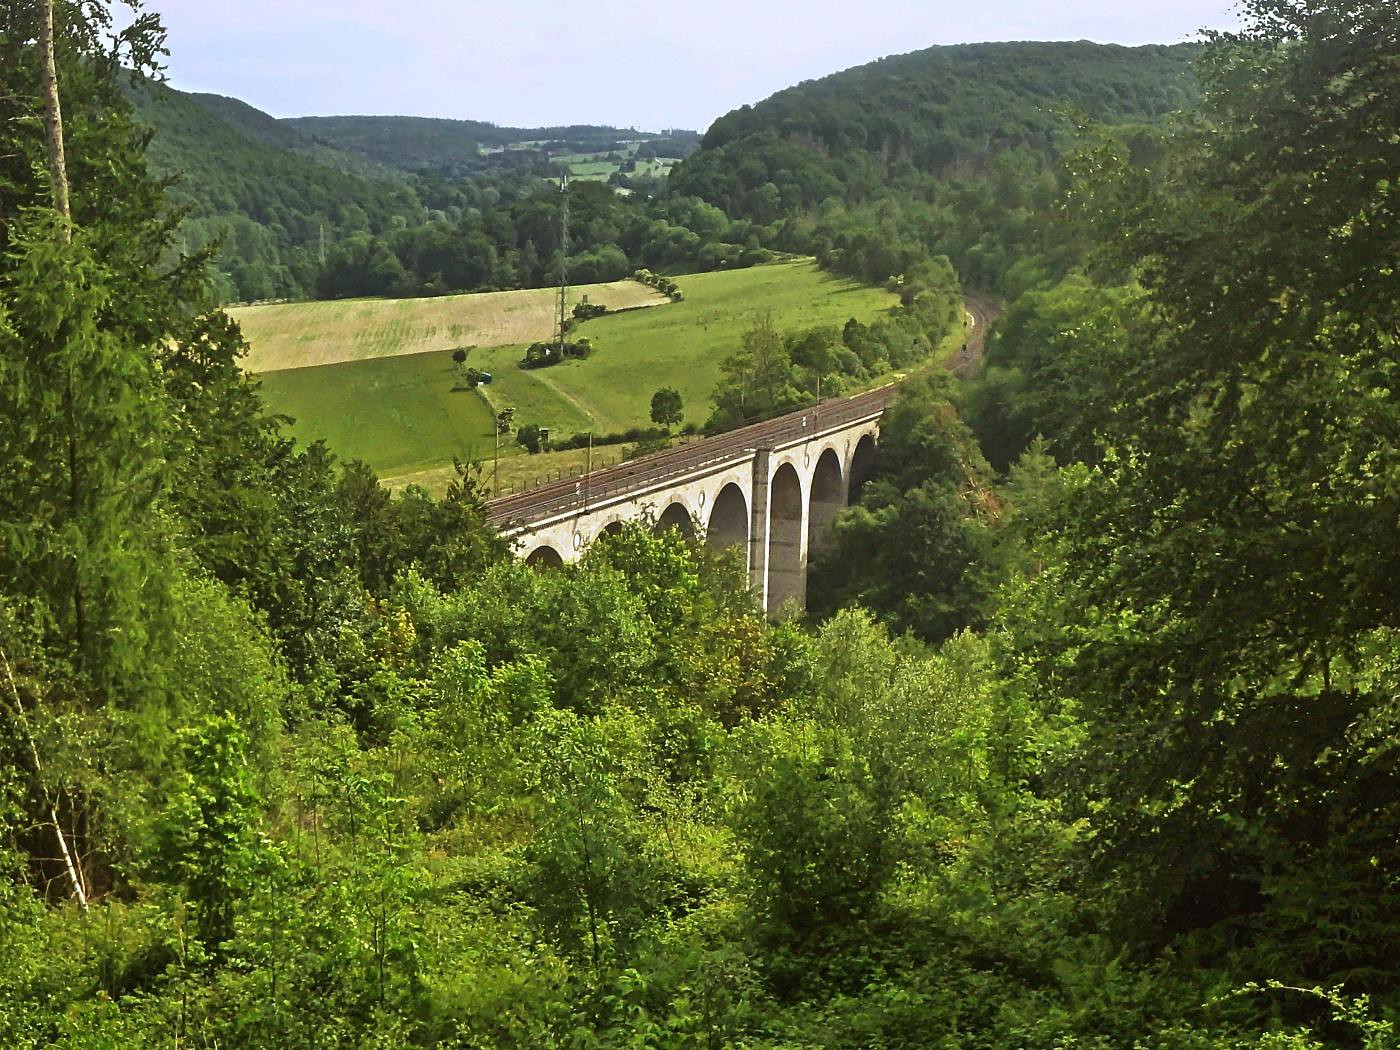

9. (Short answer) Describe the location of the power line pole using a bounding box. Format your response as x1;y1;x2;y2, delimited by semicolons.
555;173;570;361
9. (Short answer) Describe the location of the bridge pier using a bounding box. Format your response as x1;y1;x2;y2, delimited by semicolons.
748;449;773;608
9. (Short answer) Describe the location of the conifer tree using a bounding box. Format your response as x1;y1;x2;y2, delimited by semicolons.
0;0;192;898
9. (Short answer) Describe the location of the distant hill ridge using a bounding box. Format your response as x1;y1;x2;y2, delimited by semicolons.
671;39;1202;292
130;80;690;177
124;78;700;301
283;114;688;173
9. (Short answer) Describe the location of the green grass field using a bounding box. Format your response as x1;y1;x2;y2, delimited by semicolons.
257;353;499;477
476;263;899;437
568;158;679;182
252;261;902;481
565;160;618;181
556;142;684;183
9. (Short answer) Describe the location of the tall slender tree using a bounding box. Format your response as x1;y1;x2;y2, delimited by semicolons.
37;0;71;230
0;0;187;899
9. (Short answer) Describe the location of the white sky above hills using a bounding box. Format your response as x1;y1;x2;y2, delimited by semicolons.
138;0;1242;132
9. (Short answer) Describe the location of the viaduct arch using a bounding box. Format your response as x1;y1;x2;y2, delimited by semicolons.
656;501;697;540
488;386;891;615
706;483;749;554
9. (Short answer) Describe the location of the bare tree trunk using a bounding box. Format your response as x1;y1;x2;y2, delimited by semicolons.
18;3;89;912
1;649;89;910
38;0;72;232
39;0;89;663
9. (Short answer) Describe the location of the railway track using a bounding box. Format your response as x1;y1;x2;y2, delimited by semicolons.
949;291;999;378
486;384;897;527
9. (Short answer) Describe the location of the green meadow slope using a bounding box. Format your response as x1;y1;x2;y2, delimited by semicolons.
254;261;900;480
257;353;498;478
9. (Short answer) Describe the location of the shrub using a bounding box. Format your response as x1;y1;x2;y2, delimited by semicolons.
521;340;593;369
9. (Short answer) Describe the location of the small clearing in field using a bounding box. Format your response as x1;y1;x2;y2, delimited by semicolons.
231;279;668;373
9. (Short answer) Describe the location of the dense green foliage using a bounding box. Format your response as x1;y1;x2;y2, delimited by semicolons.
962;275;1143;469
902;0;1396;1017
808;373;997;640
2;2;1397;1047
991;0;1400;979
708;256;961;430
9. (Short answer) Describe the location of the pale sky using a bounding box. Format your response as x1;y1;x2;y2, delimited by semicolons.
137;0;1242;132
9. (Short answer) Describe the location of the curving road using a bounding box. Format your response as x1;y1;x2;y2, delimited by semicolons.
487;294;999;528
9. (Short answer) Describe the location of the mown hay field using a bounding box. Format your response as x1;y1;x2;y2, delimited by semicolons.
231;279;667;372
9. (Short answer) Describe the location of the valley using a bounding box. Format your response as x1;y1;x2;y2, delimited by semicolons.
7;7;1393;1046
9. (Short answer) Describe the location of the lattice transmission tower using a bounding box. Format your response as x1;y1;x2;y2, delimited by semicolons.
554;173;570;360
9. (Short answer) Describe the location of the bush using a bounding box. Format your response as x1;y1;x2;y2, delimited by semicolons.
455;367;485;389
632;269;685;302
544;425;668;453
521;339;593;370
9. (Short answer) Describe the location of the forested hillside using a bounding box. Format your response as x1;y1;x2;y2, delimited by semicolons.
672;41;1199;292
285;115;697;174
131;43;1199;307
128;79;428;300
127;82;715;303
3;1;1398;1047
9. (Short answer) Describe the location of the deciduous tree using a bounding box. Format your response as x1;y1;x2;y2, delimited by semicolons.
649;386;684;430
1022;0;1400;968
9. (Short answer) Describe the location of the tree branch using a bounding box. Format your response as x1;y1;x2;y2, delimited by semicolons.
0;647;89;910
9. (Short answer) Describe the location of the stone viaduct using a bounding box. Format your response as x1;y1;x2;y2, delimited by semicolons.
486;385;895;615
